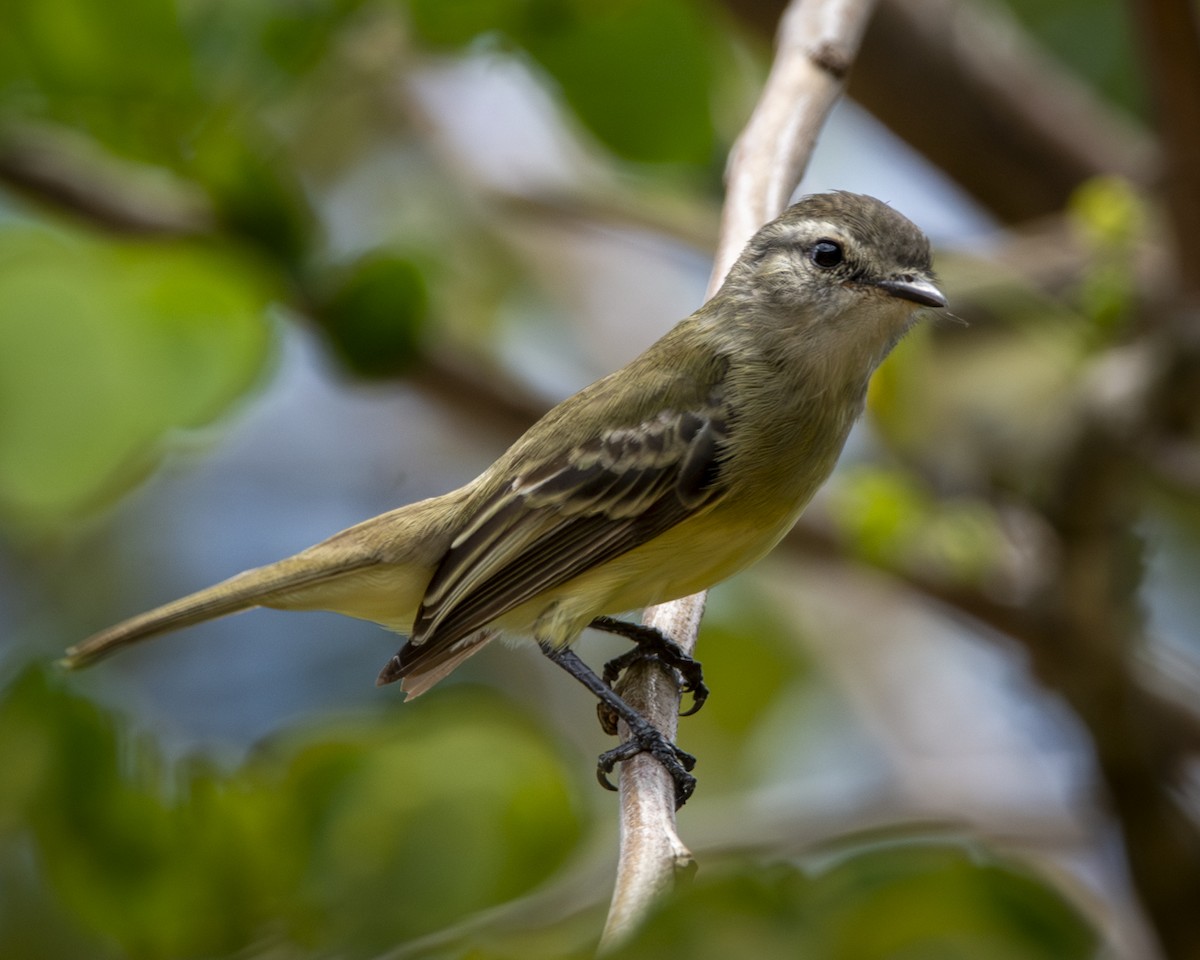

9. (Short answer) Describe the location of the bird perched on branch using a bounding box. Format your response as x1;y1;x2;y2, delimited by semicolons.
66;191;945;806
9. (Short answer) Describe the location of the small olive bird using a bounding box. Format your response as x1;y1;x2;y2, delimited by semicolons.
66;192;945;805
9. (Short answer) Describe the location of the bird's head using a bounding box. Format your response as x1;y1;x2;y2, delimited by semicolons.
718;192;946;363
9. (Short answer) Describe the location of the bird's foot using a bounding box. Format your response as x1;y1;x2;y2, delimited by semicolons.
596;719;697;808
539;640;698;807
590;616;709;722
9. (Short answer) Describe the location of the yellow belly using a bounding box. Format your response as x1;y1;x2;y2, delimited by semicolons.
494;500;799;644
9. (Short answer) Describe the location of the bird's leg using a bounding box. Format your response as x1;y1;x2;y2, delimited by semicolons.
589;615;709;720
538;641;696;808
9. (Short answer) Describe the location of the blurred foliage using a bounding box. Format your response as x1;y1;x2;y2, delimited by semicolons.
868;318;1081;499
316;251;431;376
867;175;1148;505
828;465;1006;588
0;0;732;534
0;668;582;959
0;666;1100;960
0;223;273;534
605;841;1097;960
1067;175;1144;339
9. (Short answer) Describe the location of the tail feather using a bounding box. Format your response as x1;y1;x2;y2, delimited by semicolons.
63;554;378;669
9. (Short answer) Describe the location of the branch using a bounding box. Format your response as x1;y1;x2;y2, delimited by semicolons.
599;0;879;949
0;122;214;235
1128;0;1200;295
726;0;1154;224
853;0;1152;223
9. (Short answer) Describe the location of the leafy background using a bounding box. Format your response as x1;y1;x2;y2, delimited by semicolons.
0;0;1191;957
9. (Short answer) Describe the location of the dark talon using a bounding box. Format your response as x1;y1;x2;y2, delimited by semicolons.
539;640;700;807
597;735;696;808
679;676;710;716
591;616;709;718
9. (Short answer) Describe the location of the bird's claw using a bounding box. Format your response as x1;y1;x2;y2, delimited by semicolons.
596;733;697;808
595;619;705;715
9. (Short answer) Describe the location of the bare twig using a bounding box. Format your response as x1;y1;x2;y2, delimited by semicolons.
0;122;215;235
598;0;879;949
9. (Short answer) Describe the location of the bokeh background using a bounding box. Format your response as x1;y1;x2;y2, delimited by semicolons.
1;1;1196;957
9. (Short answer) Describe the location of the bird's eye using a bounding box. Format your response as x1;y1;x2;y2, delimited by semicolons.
810;240;843;268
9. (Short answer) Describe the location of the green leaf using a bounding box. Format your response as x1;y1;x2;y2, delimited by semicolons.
318;253;431;377
1068;176;1144;338
1;0;333;262
0;224;274;532
279;692;583;952
196;131;315;266
609;840;1097;960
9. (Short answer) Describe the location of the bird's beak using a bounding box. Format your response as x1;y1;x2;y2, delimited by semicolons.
877;276;947;309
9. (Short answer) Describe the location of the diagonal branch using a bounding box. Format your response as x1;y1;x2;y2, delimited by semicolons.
0;122;215;235
599;0;880;949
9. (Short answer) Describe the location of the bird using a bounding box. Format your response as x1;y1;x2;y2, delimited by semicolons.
65;191;945;806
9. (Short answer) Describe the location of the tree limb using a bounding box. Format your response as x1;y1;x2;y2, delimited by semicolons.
726;0;1154;224
599;0;879;949
0;121;214;235
1128;0;1200;295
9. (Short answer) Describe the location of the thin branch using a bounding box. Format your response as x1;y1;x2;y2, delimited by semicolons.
0;122;215;235
599;0;879;950
712;0;876;280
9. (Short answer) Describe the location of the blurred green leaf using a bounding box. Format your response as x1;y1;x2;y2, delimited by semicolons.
318;252;431;376
405;0;523;45
278;691;584;952
0;224;274;532
828;466;1005;588
609;840;1097;960
191;128;315;266
1069;176;1143;250
694;588;809;738
1;0;329;265
1067;176;1144;338
517;0;718;165
868;311;1090;496
184;0;367;84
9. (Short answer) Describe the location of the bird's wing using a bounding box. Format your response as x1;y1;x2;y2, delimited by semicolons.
382;396;731;685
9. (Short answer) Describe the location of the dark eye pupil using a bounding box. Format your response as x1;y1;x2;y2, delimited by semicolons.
811;240;843;268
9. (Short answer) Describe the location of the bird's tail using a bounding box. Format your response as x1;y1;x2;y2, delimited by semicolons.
63;552;380;670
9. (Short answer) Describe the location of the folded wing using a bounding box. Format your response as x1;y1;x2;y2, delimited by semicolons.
382;399;731;687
